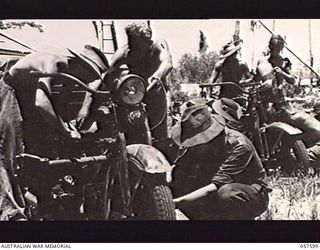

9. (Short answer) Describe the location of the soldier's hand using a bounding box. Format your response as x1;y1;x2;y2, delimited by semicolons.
274;67;284;76
147;76;161;91
76;109;90;128
70;130;81;139
230;191;250;202
66;122;82;139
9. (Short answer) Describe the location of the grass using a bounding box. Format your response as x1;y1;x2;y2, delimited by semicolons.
258;170;320;220
258;88;320;220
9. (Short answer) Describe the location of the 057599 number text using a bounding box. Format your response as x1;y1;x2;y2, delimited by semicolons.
300;244;319;248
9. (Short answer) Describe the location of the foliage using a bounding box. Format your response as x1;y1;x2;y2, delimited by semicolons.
0;21;44;33
168;51;219;104
199;30;208;53
177;51;219;84
167;68;187;103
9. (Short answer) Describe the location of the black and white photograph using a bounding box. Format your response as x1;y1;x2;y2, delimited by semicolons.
1;17;320;242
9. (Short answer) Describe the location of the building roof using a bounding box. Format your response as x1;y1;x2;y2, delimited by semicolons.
0;32;34;56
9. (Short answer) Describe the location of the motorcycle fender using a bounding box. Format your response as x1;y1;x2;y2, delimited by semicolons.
266;122;303;136
126;144;173;174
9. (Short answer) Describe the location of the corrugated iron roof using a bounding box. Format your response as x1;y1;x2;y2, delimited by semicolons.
0;32;34;55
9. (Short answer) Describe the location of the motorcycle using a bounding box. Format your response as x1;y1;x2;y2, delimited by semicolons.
199;82;311;174
15;70;176;220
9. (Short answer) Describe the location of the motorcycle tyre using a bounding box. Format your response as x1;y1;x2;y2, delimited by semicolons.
281;140;310;174
152;185;176;220
127;156;176;220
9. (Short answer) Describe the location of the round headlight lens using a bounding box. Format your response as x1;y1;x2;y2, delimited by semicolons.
117;75;146;105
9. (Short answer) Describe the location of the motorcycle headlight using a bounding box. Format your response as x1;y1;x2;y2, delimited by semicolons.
116;74;146;105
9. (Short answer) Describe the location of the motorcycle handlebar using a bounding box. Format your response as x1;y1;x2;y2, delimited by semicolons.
200;82;261;94
30;71;111;96
46;155;109;167
146;78;163;92
17;152;110;169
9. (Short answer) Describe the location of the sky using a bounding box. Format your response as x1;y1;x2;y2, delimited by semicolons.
2;19;320;73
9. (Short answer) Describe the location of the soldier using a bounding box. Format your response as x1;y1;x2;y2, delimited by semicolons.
209;41;253;103
77;22;173;142
2;45;108;154
255;34;296;106
171;98;271;220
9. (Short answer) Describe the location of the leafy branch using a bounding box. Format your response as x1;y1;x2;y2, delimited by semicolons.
0;21;44;33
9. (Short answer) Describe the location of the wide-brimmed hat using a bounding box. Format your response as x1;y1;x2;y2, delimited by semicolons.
212;98;244;122
219;42;241;59
68;45;109;79
180;98;210;122
172;98;225;147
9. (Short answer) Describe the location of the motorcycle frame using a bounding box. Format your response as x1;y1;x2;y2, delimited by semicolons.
15;71;164;220
200;82;304;166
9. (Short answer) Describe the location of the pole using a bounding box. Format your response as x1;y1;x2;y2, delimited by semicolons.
111;21;118;51
233;20;241;45
251;27;255;68
272;20;275;32
308;19;314;86
258;20;320;79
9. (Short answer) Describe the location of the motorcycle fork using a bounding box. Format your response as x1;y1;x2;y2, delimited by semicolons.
269;131;284;154
252;106;268;161
106;104;133;219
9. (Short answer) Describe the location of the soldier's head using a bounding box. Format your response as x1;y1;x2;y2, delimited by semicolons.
125;22;153;50
171;98;226;147
219;42;241;62
268;34;285;55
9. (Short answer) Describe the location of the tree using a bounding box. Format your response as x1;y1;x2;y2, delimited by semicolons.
0;21;44;32
167;68;188;102
199;30;208;53
168;50;219;103
177;51;219;84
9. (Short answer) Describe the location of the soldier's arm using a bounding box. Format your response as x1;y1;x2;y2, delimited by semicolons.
149;40;173;83
209;61;222;83
75;47;129;127
173;183;218;209
36;77;80;139
239;61;254;85
75;78;103;128
281;65;296;84
253;59;264;82
108;45;128;70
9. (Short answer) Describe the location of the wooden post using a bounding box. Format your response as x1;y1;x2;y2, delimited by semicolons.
251;24;256;68
233;20;241;45
272;20;276;32
111;21;118;51
308;19;314;89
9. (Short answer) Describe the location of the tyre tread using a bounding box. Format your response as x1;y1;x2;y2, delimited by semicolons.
153;185;176;220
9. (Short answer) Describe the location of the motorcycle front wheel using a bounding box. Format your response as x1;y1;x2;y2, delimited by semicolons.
126;155;176;220
129;184;176;220
282;140;311;174
275;139;310;174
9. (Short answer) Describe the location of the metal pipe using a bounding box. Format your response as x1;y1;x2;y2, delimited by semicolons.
46;155;109;167
29;71;111;95
199;82;254;94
